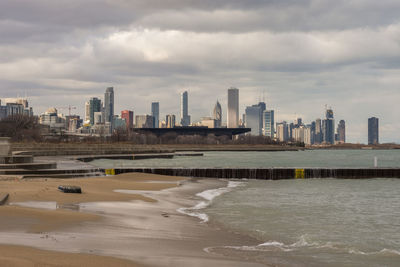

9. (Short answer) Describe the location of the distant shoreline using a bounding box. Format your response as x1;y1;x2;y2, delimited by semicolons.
9;142;400;157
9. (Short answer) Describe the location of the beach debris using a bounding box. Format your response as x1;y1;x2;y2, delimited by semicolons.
0;193;9;205
161;212;170;218
58;185;82;194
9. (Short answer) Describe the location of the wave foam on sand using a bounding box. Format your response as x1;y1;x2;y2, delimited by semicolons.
177;181;244;223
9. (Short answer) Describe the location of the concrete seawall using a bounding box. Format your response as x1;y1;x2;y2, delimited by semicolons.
105;168;400;179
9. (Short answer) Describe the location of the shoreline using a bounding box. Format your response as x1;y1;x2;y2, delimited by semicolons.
0;173;265;267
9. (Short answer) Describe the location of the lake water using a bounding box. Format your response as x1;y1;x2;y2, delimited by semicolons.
204;179;400;267
90;150;400;266
90;150;400;168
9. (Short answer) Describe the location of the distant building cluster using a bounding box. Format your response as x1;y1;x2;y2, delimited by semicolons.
0;98;33;119
273;110;346;145
0;87;381;144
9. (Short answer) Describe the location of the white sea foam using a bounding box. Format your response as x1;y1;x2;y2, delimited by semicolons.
349;248;400;256
206;235;343;254
207;235;400;259
177;180;245;223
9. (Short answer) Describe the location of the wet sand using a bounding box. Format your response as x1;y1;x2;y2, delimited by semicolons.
0;244;144;267
0;173;265;267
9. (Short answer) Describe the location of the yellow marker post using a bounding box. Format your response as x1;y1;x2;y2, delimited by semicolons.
105;169;116;176
295;169;305;179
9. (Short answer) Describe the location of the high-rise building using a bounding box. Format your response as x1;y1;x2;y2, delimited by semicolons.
94;112;103;125
322;109;335;144
296;118;303;127
293;125;305;143
104;87;114;124
85;101;90;122
337;120;346;143
227;87;239;128
213;101;222;128
151;102;159;128
245;103;265;136
135;115;153;128
276;122;289;142
121;110;134;129
314;119;322;144
368;117;379;145
263;110;275;138
180;91;190;126
89;97;102;125
304;125;313;145
166;114;176;128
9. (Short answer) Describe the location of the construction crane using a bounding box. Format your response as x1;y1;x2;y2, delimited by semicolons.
56;105;77;116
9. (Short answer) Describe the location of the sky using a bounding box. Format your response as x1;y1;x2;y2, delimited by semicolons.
0;0;399;143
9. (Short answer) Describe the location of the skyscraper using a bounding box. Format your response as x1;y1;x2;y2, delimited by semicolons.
337;120;346;143
276;122;288;142
213;101;222;128
89;97;102;125
151;102;159;128
135;115;153;128
263;110;275;138
227;87;239;128
180;91;190;126
314;118;322;144
85;101;90;122
322;109;335;144
244;102;266;136
121;110;134;129
166;114;176;128
104;87;114;124
245;105;263;135
368;117;379;145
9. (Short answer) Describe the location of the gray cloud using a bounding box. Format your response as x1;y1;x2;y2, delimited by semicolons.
0;0;399;143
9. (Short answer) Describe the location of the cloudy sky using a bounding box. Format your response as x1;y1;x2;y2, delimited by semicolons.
0;0;399;143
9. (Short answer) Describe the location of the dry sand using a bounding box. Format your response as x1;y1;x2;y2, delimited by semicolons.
0;172;265;267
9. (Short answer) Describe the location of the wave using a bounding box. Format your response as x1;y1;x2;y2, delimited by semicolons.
177;181;245;223
206;234;400;257
349;248;400;256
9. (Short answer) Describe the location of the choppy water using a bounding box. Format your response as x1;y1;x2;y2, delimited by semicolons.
91;150;400;168
204;179;400;267
91;150;400;266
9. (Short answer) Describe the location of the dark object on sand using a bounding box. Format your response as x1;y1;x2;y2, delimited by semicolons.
58;185;82;194
0;193;9;205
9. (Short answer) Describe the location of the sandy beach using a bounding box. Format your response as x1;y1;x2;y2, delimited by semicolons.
0;172;265;267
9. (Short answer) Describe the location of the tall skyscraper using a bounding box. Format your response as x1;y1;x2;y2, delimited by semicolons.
213;101;222;128
337;120;346;143
368;117;379;145
151;102;159;128
166;114;176;128
104;87;114;124
85;101;90;122
180;91;191;126
89;97;102;125
227;87;239;128
245;105;263;135
263;110;275;138
314;118;322;144
121;110;134;129
276;121;288;142
244;102;266;136
322;109;335;144
135;115;153;128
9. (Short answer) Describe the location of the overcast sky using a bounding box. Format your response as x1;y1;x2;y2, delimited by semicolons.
0;0;399;143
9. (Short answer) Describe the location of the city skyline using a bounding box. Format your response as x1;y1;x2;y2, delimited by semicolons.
0;1;399;143
0;88;384;144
